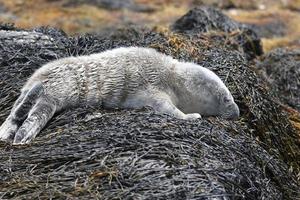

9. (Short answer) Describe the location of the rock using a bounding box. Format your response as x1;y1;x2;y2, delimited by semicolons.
192;0;235;9
192;0;283;10
64;0;156;12
172;7;240;33
246;20;286;38
258;48;300;111
171;7;263;60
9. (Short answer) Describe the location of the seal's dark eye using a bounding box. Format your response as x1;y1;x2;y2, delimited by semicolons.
223;97;230;103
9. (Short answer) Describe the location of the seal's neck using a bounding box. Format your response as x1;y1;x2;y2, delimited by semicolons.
165;62;195;110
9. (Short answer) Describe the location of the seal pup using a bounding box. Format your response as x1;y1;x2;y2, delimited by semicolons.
0;47;239;144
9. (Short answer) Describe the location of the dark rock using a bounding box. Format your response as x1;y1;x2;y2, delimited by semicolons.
192;0;235;9
258;48;300;111
247;20;286;38
0;23;19;31
171;7;263;60
172;7;240;33
64;0;156;12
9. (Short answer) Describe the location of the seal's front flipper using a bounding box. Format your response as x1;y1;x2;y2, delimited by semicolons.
13;95;57;144
184;113;202;120
149;92;201;120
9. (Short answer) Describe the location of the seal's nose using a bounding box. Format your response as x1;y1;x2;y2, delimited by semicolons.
229;103;240;120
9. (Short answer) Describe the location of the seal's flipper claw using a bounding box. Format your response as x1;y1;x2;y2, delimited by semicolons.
0;117;18;142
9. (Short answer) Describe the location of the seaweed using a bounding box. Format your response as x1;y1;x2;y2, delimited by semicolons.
171;7;263;60
1;108;298;199
258;48;300;111
0;15;299;200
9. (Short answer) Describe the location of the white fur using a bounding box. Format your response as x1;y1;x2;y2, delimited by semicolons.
0;47;239;144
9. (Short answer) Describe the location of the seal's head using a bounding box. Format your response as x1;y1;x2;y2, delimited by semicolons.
176;62;240;120
216;89;240;120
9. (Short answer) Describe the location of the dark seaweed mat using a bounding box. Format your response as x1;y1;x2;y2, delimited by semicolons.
0;24;299;199
79;25;300;173
171;6;263;60
0;108;298;199
258;48;300;111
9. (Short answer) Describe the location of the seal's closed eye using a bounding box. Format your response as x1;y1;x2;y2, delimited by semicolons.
223;96;230;103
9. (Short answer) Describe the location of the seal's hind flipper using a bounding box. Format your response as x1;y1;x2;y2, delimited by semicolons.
0;117;19;141
0;83;44;142
13;94;57;144
12;83;44;121
0;92;26;141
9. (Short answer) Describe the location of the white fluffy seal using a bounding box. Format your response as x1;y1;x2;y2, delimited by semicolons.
0;47;239;144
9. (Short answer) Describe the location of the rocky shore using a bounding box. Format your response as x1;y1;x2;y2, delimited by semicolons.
0;4;299;200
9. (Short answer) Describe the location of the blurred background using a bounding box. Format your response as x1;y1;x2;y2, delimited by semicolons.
0;0;299;52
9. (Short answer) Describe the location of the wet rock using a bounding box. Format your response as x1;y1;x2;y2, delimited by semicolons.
171;7;263;59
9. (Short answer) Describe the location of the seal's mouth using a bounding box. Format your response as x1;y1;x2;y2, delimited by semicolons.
221;103;240;120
